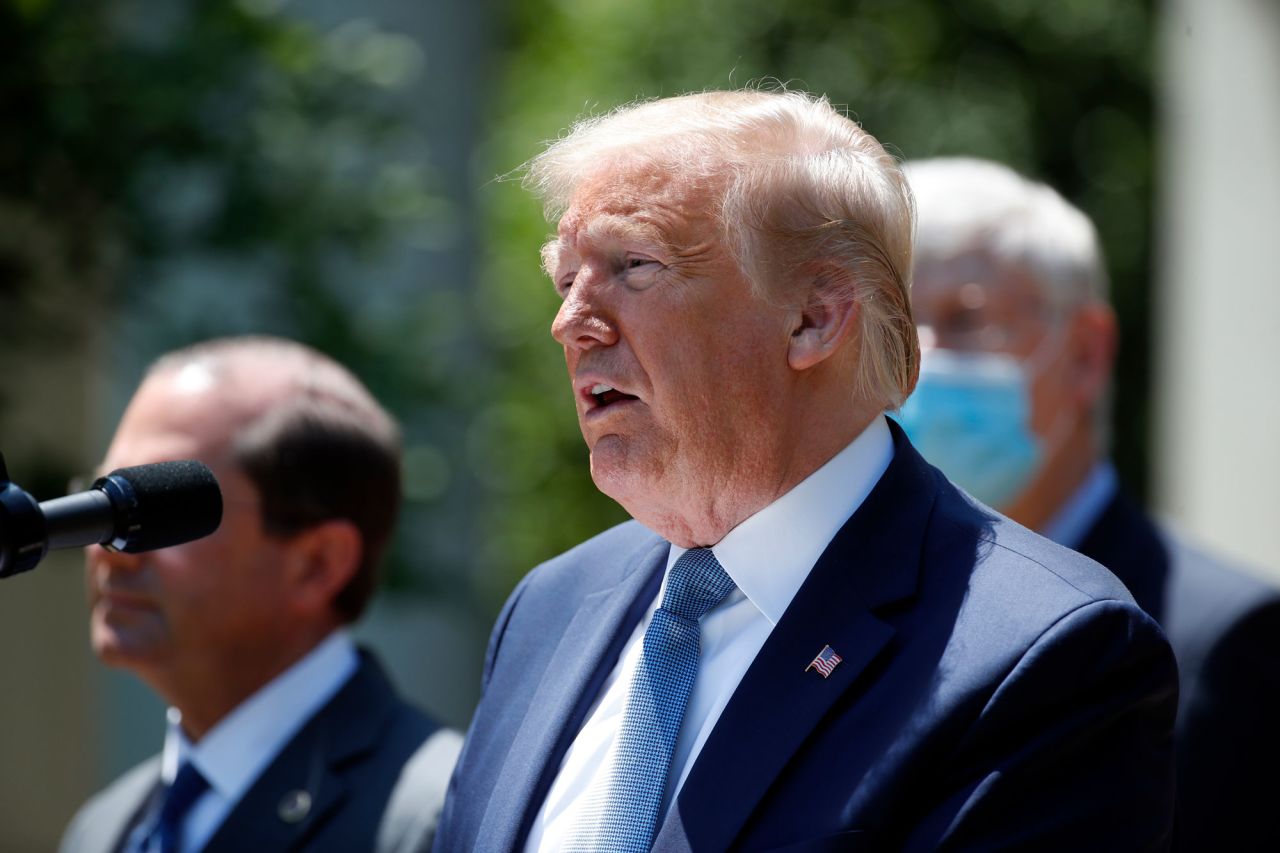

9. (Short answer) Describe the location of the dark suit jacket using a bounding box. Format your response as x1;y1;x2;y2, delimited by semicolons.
1078;494;1280;852
436;423;1178;851
60;652;462;853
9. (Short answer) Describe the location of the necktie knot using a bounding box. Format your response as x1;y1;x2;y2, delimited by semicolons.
660;548;734;622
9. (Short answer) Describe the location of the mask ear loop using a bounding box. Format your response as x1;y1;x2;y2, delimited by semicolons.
1018;311;1079;471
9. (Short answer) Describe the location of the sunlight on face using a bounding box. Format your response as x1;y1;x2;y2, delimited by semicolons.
547;162;795;541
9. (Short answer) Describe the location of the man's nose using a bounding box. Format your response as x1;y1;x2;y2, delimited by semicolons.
86;543;143;573
551;273;619;351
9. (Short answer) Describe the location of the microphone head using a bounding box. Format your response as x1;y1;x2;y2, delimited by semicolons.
95;460;223;552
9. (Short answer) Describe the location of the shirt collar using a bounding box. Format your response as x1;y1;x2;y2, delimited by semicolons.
161;630;359;799
666;415;895;625
1041;461;1118;549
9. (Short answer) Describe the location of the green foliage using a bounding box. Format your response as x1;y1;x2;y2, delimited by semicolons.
0;0;1160;612
0;0;455;595
472;0;1156;597
0;0;436;349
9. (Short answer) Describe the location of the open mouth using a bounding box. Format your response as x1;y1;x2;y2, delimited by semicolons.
589;383;640;409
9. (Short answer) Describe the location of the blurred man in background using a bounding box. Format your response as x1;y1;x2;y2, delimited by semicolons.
61;336;460;853
436;90;1176;851
899;157;1280;851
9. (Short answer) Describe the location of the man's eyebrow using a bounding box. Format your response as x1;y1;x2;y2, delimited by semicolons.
580;214;666;249
540;238;565;278
543;215;674;279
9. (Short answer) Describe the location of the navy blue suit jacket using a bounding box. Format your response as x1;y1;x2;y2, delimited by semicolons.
437;425;1177;851
62;652;460;853
1078;494;1280;852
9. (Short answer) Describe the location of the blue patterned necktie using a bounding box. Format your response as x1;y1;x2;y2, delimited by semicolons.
147;761;210;853
567;547;736;852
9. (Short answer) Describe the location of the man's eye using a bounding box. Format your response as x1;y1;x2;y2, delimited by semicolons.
624;257;661;273
557;274;576;295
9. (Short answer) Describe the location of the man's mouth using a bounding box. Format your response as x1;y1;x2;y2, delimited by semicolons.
589;383;640;409
96;587;155;611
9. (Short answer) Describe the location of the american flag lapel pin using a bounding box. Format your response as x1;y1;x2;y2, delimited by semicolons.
806;644;843;678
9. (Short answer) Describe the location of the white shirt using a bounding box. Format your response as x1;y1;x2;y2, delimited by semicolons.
525;415;895;851
126;630;360;853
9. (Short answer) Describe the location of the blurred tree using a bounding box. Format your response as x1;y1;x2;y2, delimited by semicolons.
472;0;1155;599
1;0;436;341
0;0;453;587
0;0;1159;613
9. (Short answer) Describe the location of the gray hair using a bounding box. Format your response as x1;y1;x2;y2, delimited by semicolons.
905;157;1108;313
525;89;919;411
907;158;1114;444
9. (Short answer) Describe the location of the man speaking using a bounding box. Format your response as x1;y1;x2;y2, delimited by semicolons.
436;90;1178;851
61;337;460;853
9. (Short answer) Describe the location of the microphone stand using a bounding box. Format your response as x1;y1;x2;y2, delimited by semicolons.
0;451;49;578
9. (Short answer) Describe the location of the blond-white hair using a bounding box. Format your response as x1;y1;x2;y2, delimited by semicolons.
525;89;919;411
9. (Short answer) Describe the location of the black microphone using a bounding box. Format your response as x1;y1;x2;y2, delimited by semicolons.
0;454;223;579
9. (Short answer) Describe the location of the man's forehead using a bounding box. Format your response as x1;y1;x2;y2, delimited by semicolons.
553;164;718;248
914;252;1049;317
554;212;664;252
112;365;285;457
563;167;668;219
108;380;231;460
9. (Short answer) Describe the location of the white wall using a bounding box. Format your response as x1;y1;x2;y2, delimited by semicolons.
1156;0;1280;579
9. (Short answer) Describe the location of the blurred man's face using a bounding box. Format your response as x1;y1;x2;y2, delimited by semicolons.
910;251;1069;439
547;162;794;541
85;368;293;690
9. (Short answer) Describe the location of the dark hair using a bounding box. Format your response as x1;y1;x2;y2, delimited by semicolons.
150;337;401;622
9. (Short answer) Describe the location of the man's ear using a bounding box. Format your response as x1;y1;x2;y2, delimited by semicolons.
282;519;363;617
788;268;860;371
1065;301;1117;408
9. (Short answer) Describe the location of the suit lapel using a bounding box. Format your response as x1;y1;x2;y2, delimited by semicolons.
91;758;162;853
655;422;937;852
203;655;396;852
478;535;668;852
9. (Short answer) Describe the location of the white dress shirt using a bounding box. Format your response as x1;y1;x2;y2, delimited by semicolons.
126;630;360;853
525;415;895;851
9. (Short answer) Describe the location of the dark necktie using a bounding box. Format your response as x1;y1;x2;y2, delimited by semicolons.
567;547;736;852
148;761;210;853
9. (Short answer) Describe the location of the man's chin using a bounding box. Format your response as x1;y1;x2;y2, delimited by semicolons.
588;465;631;506
590;461;676;535
588;444;645;502
90;620;164;671
93;642;151;671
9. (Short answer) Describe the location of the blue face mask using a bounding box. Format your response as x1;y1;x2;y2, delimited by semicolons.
893;349;1041;508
